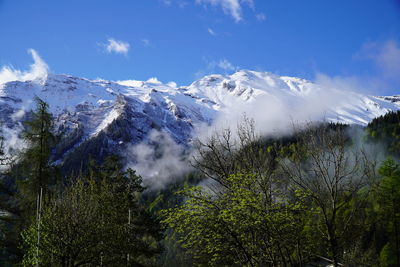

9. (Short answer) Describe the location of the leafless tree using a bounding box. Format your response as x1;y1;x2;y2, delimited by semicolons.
280;123;374;266
191;117;275;196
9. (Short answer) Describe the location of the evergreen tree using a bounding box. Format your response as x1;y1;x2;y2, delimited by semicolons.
21;156;162;266
376;158;400;266
18;97;56;202
366;110;400;157
0;97;56;264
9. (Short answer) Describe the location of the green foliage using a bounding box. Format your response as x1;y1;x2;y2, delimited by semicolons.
21;178;102;266
375;158;400;266
21;156;162;266
163;173;311;266
280;125;373;266
1;96;399;267
17;97;57;203
366;110;400;157
0;97;58;263
61;132;110;176
53;124;84;161
380;242;397;267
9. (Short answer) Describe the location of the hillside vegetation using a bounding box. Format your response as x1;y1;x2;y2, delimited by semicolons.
0;100;399;266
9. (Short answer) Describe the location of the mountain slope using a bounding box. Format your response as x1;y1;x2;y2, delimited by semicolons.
0;70;399;169
184;70;400;125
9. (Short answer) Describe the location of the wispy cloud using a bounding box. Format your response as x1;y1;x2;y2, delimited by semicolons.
196;58;237;78
255;12;266;21
208;28;217;36
178;1;189;8
196;0;254;22
373;40;400;80
215;58;236;71
160;0;188;8
102;38;130;56
161;0;172;5
355;39;400;82
141;39;151;47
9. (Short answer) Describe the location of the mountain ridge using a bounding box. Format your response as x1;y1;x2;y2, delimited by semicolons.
0;70;399;168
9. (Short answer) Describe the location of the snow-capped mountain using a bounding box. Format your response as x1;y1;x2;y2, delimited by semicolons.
0;70;399;168
185;71;400;125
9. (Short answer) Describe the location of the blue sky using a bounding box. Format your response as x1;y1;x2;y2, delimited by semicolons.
0;0;399;94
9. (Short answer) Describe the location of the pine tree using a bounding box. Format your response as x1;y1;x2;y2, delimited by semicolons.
18;97;56;205
21;156;162;266
0;98;56;264
376;158;400;266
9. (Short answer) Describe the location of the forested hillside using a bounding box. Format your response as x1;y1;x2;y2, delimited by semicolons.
1;100;399;266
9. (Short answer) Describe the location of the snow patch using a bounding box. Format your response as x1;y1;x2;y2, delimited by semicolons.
91;108;121;137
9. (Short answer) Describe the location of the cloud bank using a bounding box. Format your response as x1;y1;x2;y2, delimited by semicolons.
197;87;351;142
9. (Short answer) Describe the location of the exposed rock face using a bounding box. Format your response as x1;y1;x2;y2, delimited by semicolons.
0;70;399;172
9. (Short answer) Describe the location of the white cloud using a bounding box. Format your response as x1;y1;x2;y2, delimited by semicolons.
255;12;266;21
208;28;217;36
146;77;162;84
0;49;49;87
126;130;191;190
196;0;254;22
2;125;26;155
103;38;130;56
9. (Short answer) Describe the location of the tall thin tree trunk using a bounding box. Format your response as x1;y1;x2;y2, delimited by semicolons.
392;193;400;267
36;187;43;267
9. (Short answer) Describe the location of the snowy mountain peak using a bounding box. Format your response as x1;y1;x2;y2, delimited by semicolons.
0;69;399;163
